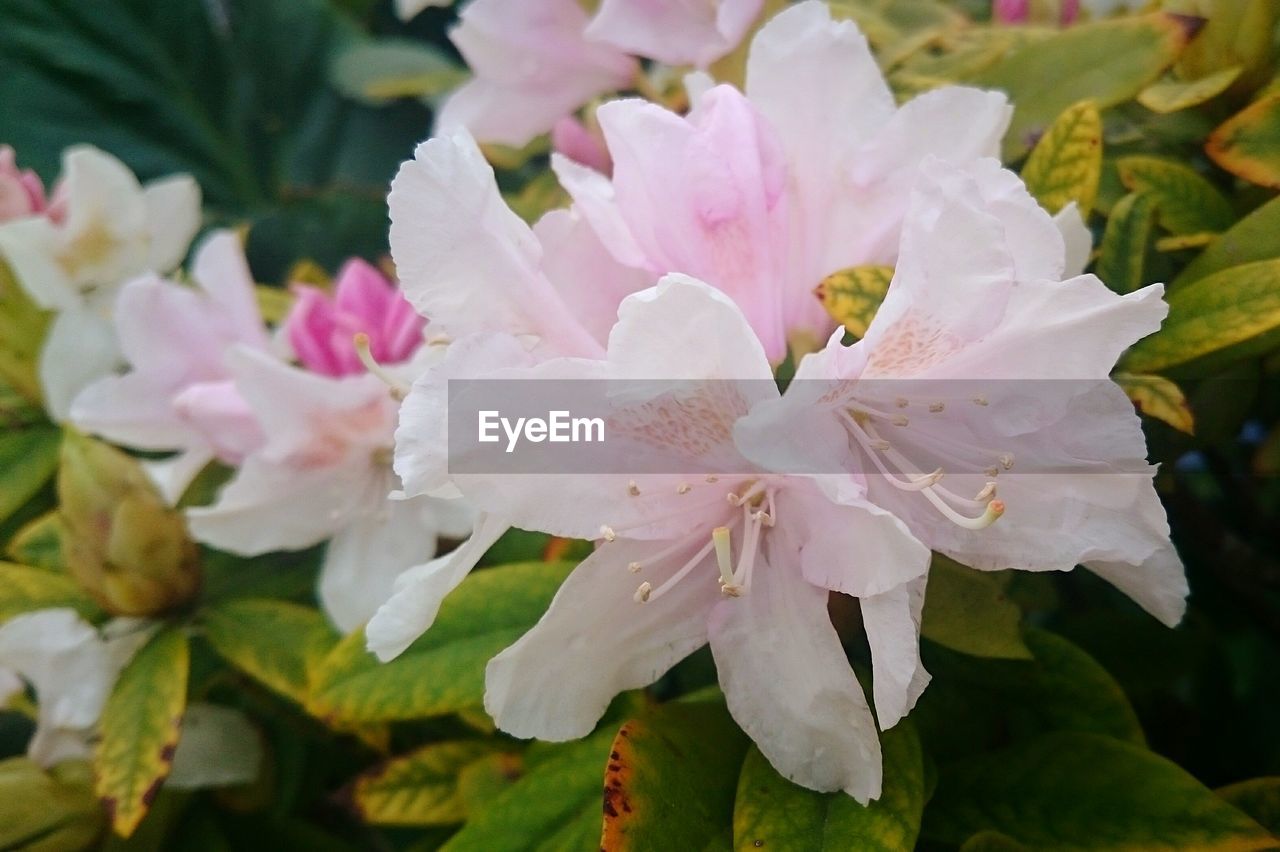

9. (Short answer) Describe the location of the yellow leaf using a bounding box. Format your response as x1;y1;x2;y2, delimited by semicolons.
1021;100;1102;215
95;627;189;838
1115;372;1195;434
1207;92;1280;188
1097;192;1159;294
347;741;507;826
815;265;893;339
0;561;101;625
1138;65;1242;113
1157;232;1218;252
255;286;295;325
1116;155;1235;235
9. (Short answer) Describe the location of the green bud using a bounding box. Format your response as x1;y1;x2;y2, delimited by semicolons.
58;431;201;617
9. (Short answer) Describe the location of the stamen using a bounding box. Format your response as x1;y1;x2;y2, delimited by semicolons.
985;466;1000;477
600;525;616;542
713;526;734;587
642;535;719;603
705;475;719;483
895;397;909;408
633;582;652;603
892;414;909;427
628;480;641;496
920;490;1005;530
974;481;998;502
353;333;409;401
999;453;1014;470
929;402;945;413
973;395;989;406
870;438;891;451
676;482;691;494
628;561;642;573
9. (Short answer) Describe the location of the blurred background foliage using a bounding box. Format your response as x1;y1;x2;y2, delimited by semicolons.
2;0;1280;849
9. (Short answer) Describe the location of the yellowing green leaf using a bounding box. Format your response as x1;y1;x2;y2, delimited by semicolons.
921;557;1031;660
601;702;748;851
1138;66;1242;113
0;758;103;851
309;561;574;724
1125;258;1280;372
1115;372;1195;434
1116;155;1235;235
201;599;338;707
456;751;527;816
0;425;60;527
1097;192;1159;294
733;722;924;852
969;14;1194;159
1217;777;1280;835
816;265;893;338
504;171;570;225
1157;232;1218;252
6;511;68;571
923;732;1275;850
1176;195;1280;284
1020;100;1102;215
0;561;101;625
95;627;190;838
255;285;295;325
347;741;508;827
0;260;51;405
442;727;616;852
1207;93;1280;188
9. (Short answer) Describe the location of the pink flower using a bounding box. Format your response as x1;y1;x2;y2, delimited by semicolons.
551;1;1022;361
70;231;270;503
0;145;46;222
285;259;425;378
993;0;1080;25
585;0;765;68
550;116;612;174
738;157;1187;627
436;0;638;148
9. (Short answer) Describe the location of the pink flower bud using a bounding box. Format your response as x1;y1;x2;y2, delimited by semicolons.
285;259;425;377
0;145;47;222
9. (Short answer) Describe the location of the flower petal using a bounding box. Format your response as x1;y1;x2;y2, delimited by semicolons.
860;576;930;729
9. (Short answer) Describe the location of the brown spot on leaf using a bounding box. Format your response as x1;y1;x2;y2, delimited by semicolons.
1165;12;1206;40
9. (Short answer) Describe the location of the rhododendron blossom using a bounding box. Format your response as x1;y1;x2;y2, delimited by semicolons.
738;158;1188;627
0;145;200;419
472;275;931;801
0;145;46;222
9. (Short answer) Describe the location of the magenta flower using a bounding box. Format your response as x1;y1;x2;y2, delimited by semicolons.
0;145;47;222
285;259;426;378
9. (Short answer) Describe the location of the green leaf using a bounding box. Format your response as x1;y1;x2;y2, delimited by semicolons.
1207;92;1280;188
1137;66;1242;113
95;627;190;838
967;14;1193;160
1217;777;1280;836
6;511;68;571
456;751;527;817
1124;258;1280;372
600;702;748;850
1116;155;1235;235
815;265;893;339
921;557;1031;660
1020;100;1102;216
0;560;101;625
1176;195;1280;284
923;732;1275;850
331;38;465;105
1096;192;1159;294
733;722;924;852
1114;372;1195;434
0;425;60;528
442;727;616;852
346;741;508;827
309;561;575;724
201;599;338;707
0;758;104;850
959;830;1029;851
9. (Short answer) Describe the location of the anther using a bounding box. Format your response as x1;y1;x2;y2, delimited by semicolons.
705;475;719;483
677;483;691;494
713;526;734;587
870;439;891;451
600;525;616;542
984;466;1000;477
973;395;989;406
628;480;640;496
892;414;909;427
633;582;652;603
929;402;945;413
974;481;997;502
353;333;410;401
999;453;1014;470
895;397;909;408
627;561;642;573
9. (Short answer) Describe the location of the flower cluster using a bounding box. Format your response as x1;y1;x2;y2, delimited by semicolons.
0;0;1191;821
